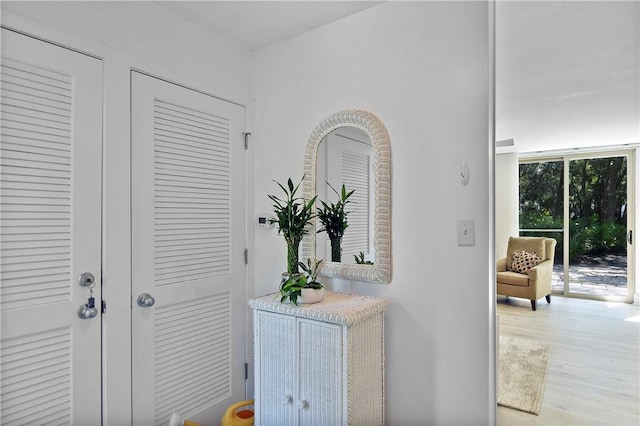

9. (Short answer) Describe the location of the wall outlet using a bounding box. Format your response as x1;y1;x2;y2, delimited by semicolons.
456;219;475;246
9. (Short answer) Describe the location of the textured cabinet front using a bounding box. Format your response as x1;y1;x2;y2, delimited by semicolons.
255;311;297;425
298;319;342;426
250;291;387;426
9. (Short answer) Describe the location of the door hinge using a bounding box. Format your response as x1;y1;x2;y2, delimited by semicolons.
101;300;107;314
243;132;251;150
244;248;248;265
245;363;249;380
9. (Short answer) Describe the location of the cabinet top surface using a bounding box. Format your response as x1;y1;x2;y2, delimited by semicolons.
248;291;388;325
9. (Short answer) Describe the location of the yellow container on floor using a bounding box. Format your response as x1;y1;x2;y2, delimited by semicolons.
221;400;254;426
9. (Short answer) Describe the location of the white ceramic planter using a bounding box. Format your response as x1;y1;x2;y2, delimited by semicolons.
298;287;325;304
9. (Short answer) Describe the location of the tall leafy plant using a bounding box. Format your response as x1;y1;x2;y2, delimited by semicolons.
317;183;355;262
268;176;317;274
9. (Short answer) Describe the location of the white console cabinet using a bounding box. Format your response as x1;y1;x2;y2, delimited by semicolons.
249;291;387;426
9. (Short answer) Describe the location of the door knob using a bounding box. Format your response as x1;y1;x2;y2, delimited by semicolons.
137;293;155;307
78;272;95;288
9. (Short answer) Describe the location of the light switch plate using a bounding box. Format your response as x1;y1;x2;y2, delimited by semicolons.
456;219;475;246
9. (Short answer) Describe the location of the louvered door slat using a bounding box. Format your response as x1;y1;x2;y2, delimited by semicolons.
1;58;72;87
0;56;72;311
1;125;71;145
0;68;71;101
155;125;228;145
1;94;73;117
153;293;231;424
2;203;69;213
155;146;229;165
153;98;231;285
156;101;229;126
0;166;70;182
1;269;68;285
155;239;225;250
1;235;69;246
155;138;228;158
154;131;229;153
0;328;71;425
155;169;228;184
1;247;69;261
2;143;71;161
0;84;71;108
2;110;71;132
155;141;229;162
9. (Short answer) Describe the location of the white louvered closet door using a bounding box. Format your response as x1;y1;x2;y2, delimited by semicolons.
131;72;246;425
0;29;103;425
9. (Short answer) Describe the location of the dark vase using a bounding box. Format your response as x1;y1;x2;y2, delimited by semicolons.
330;237;342;263
287;241;300;274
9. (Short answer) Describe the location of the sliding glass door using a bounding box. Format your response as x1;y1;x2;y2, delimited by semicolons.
566;154;631;301
519;160;564;293
520;150;635;303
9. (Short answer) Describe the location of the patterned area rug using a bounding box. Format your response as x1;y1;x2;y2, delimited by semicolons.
498;335;551;415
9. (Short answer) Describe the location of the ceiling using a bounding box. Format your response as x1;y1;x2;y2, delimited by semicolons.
155;1;639;155
495;1;638;154
153;1;383;51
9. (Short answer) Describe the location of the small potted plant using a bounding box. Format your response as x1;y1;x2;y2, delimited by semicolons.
279;258;325;305
354;251;374;265
317;183;355;262
268;176;317;275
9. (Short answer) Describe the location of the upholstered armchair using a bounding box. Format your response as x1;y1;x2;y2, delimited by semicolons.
497;236;557;311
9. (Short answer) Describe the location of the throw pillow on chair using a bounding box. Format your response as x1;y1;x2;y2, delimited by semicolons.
510;250;542;274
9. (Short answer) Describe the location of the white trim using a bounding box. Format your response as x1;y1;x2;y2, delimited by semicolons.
519;143;640;159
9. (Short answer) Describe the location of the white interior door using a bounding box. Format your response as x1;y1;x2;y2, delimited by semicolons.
131;72;247;425
0;29;103;425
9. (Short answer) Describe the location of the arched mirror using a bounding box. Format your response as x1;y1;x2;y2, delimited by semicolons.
301;110;391;283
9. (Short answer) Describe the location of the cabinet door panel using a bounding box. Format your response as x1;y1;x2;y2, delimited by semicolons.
255;311;297;425
298;319;342;426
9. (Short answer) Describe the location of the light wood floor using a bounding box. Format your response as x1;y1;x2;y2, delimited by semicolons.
497;295;640;426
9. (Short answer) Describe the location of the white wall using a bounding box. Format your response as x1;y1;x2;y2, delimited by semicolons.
495;153;520;258
252;2;494;424
1;3;252;424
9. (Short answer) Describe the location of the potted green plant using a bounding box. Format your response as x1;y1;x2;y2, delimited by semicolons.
279;258;325;305
268;176;317;274
317;183;355;262
354;251;374;265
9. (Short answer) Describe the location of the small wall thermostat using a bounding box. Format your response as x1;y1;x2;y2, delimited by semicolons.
257;214;274;229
